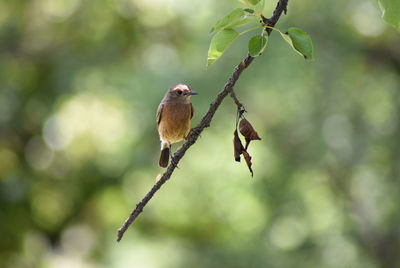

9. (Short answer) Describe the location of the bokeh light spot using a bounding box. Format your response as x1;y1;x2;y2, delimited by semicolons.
24;136;54;170
268;216;308;251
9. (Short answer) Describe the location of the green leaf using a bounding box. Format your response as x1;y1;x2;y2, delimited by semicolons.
378;0;400;30
239;0;261;6
248;35;267;56
207;29;239;66
281;27;314;60
228;16;257;28
278;31;293;44
210;8;244;34
243;8;255;14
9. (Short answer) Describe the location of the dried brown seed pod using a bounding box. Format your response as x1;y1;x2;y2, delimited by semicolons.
239;118;261;141
233;130;245;162
242;151;253;177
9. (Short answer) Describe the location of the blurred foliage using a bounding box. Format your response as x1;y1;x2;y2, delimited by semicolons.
1;0;400;267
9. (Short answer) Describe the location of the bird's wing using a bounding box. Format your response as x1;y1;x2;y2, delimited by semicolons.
156;103;164;125
190;103;194;119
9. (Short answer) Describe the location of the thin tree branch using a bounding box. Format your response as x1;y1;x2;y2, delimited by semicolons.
230;89;245;111
117;0;289;242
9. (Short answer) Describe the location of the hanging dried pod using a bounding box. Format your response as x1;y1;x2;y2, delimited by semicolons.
242;151;253;177
239;118;261;141
239;118;261;150
233;130;245;162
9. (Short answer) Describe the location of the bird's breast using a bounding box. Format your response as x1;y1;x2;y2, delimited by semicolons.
158;102;192;143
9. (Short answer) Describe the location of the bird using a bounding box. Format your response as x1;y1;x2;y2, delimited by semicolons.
156;84;198;168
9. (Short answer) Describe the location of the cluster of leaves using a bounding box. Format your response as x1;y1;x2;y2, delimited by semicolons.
207;0;314;66
233;110;261;177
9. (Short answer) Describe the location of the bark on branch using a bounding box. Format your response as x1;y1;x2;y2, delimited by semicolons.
117;0;289;242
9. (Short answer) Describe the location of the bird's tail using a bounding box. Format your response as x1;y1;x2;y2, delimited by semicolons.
159;146;170;168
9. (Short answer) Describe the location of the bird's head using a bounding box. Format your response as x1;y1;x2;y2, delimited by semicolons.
167;84;198;101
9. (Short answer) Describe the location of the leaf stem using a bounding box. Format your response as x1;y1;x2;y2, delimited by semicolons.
264;25;284;35
239;25;264;36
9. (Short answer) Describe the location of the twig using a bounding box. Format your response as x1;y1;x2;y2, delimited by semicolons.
229;0;289;111
230;89;244;110
117;0;289;242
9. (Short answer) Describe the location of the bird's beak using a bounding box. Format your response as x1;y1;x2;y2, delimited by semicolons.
186;91;198;96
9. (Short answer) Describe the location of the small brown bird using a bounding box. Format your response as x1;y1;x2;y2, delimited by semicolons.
156;84;198;167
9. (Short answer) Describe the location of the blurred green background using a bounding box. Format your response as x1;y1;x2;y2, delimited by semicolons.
1;0;400;267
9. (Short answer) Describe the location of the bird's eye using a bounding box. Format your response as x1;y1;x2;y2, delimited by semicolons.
177;90;182;95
